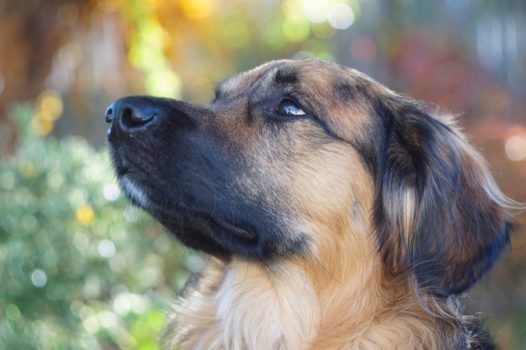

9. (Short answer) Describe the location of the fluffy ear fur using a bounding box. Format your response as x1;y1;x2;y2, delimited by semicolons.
374;99;518;296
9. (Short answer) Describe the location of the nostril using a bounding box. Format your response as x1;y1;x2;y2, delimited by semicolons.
121;107;156;130
105;106;114;123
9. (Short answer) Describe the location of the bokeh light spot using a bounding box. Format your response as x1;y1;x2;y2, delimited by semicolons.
327;3;354;29
113;292;149;316
82;315;100;333
76;205;95;225
302;0;329;23
47;171;65;189
139;266;161;287
6;304;21;320
31;90;63;137
103;183;120;201
145;69;181;98
124;206;139;223
38;90;63;120
505;135;526;161
98;239;116;258
31;269;48;288
83;275;101;298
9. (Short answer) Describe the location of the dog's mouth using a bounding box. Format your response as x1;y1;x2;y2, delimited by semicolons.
163;208;259;242
152;205;260;258
208;215;257;240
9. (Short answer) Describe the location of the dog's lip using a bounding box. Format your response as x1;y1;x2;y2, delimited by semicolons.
209;215;257;240
148;202;258;241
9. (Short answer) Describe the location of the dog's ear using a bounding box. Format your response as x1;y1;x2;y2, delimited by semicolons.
374;99;517;296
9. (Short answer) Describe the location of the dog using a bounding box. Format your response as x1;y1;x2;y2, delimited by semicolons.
105;59;523;349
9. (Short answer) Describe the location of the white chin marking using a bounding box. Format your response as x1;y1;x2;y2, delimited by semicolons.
121;177;149;207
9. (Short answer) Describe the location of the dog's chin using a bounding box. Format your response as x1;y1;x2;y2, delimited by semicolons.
115;175;264;259
154;210;261;260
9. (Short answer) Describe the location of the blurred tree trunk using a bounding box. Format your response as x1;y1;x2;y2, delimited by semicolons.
0;0;91;155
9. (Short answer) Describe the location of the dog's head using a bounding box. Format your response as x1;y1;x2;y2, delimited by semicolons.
106;59;515;297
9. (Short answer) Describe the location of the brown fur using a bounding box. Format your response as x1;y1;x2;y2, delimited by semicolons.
107;59;524;349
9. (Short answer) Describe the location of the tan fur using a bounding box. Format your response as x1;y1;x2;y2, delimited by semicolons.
162;144;462;349
163;224;461;349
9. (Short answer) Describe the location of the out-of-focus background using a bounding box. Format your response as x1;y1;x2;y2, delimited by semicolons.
0;0;525;349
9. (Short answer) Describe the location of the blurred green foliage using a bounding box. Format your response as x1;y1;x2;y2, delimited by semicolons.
0;104;201;349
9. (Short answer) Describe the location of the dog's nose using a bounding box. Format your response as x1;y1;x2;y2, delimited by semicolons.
105;97;159;133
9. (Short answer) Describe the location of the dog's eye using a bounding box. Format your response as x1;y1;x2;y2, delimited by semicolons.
276;99;306;117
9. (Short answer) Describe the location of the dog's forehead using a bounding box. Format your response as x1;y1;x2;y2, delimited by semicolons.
218;59;386;100
217;60;288;96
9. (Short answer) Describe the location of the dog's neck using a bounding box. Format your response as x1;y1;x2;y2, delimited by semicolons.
162;231;465;349
215;260;319;349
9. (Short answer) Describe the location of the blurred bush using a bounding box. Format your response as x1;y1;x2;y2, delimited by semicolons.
0;104;200;349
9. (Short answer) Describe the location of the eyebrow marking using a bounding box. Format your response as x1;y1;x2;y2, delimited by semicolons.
275;68;298;85
213;61;290;102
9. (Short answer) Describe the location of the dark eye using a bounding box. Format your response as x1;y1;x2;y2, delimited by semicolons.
276;99;306;117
